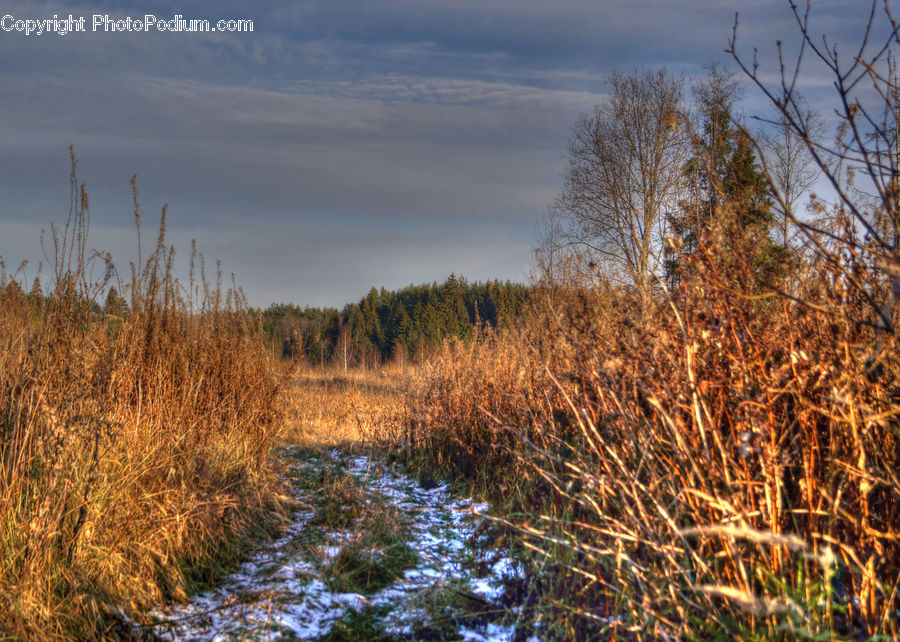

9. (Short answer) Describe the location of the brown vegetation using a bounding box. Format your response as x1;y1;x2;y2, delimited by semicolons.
0;156;287;639
395;207;899;640
279;366;410;449
388;4;900;639
5;4;899;639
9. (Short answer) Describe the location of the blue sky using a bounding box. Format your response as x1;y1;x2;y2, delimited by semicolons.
0;0;883;307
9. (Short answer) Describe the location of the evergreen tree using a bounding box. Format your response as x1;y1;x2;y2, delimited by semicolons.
667;64;787;287
389;301;413;358
260;277;530;365
103;286;127;317
29;276;43;301
439;274;471;341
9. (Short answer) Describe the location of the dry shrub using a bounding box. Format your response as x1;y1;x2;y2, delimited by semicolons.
394;208;900;639
398;327;553;493
0;157;286;639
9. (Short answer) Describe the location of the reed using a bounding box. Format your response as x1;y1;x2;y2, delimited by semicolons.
0;153;286;639
392;207;900;639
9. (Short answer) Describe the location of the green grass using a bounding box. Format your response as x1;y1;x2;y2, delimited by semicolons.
323;504;418;595
317;606;396;641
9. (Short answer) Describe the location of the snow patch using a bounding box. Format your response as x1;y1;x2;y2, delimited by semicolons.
150;450;521;640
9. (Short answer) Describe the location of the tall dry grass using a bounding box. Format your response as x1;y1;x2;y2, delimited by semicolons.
0;155;286;639
279;366;411;449
395;210;900;639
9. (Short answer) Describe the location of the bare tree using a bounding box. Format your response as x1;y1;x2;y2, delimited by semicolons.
336;323;354;372
726;6;900;629
553;67;687;305
760;112;824;247
729;0;900;333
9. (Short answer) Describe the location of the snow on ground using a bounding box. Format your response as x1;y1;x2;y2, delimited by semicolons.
150;447;524;640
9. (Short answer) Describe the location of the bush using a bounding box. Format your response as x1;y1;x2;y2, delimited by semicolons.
392;188;899;641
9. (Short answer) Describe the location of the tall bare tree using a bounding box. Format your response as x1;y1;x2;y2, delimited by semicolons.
760;113;824;247
336;322;354;372
553;67;687;305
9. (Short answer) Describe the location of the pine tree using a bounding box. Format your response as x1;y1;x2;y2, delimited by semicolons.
29;276;43;301
667;64;786;288
104;286;127;317
439;274;471;340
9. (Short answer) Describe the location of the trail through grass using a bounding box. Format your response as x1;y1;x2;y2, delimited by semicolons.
148;446;527;641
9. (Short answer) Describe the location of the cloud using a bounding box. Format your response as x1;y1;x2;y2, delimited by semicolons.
0;69;575;304
0;0;881;307
0;72;593;224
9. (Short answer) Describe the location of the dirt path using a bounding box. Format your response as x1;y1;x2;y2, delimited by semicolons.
149;446;528;640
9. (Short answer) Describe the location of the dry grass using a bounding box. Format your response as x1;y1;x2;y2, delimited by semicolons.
397;329;553;496
279;366;411;449
390;215;900;639
277;366;419;599
0;162;287;639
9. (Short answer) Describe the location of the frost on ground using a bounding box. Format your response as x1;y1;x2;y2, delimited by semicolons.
150;447;527;641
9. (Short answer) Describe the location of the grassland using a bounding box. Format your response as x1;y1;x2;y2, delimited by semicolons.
386;239;900;639
0;164;291;639
7;241;895;640
0;198;418;641
149;366;525;640
278;367;410;451
3;76;899;641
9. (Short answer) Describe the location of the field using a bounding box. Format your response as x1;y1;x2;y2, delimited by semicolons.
3;224;898;639
3;6;900;640
145;367;533;640
277;367;410;451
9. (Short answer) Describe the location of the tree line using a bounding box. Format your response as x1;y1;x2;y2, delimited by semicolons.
258;275;530;368
0;268;529;371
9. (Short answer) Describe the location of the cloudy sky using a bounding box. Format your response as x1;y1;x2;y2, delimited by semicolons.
0;0;884;307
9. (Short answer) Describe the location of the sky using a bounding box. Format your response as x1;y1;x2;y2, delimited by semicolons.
0;0;887;308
